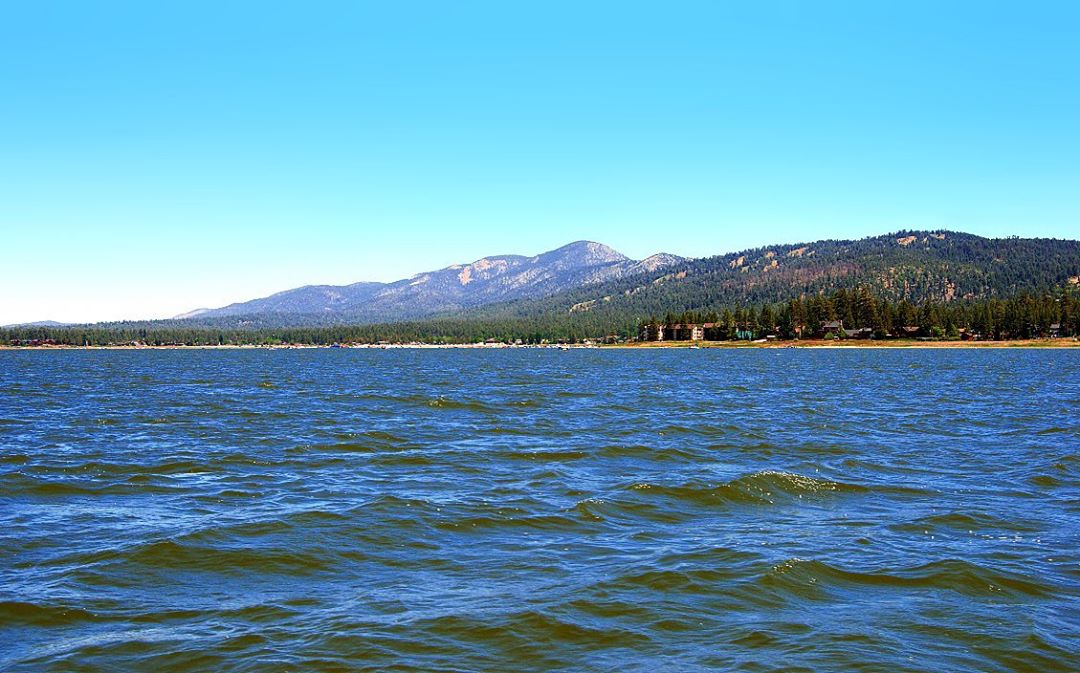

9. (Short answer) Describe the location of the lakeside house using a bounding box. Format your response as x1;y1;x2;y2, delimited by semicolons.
843;327;874;339
666;323;705;341
640;321;759;342
642;323;666;341
641;322;709;341
818;320;843;338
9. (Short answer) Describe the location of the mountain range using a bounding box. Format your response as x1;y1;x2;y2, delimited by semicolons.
162;231;1080;332
8;231;1078;335
177;241;685;324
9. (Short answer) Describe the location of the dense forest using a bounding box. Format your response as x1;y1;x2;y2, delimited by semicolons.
3;231;1078;345
642;287;1078;341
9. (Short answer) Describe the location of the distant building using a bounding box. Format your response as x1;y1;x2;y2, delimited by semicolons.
667;323;704;341
843;327;873;339
640;322;712;341
641;323;666;341
814;320;843;338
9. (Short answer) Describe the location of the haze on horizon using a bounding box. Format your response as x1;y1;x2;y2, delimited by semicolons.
2;1;1078;325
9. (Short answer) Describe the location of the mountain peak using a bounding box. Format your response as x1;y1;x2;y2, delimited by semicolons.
540;240;630;265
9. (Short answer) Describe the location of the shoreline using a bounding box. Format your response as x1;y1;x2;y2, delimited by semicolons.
607;338;1080;349
1;338;1077;350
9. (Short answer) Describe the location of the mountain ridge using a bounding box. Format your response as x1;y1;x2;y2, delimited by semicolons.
1;320;71;329
11;230;1078;333
176;240;686;323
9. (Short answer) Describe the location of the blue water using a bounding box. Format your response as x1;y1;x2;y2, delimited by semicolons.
1;348;1077;672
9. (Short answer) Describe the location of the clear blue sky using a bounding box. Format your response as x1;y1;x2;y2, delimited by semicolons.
2;1;1077;324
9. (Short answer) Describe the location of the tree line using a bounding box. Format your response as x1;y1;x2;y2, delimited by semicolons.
3;287;1077;346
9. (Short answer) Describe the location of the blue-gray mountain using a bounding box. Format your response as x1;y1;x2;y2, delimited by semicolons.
0;320;71;329
177;241;684;324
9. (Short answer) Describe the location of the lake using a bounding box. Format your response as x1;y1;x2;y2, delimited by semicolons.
1;348;1076;672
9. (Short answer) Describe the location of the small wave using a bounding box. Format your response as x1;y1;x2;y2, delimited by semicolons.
654;546;764;568
1028;474;1063;488
346;495;440;529
554;390;593;398
761;558;1052;598
569;497;688;524
626;470;867;506
508;399;542;407
435;512;584;532
108;539;332;575
891;511;1043;534
362;430;408;444
426;396;497;412
496;448;588;462
0;476;175;497
40;459;206;477
237;409;289;420
208;452;287;468
309;441;380;453
305;431;419;453
420;610;650;649
215;603;304;623
610;567;742;593
370;452;435;466
144;415;183;425
0;600;103;626
570;498;609;522
202;487;265;499
656;424;698;436
596;444;700;461
1034;426;1072;435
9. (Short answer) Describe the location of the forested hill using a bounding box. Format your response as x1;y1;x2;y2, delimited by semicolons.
454;230;1080;326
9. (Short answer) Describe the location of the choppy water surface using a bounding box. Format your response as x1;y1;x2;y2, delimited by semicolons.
1;349;1077;672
